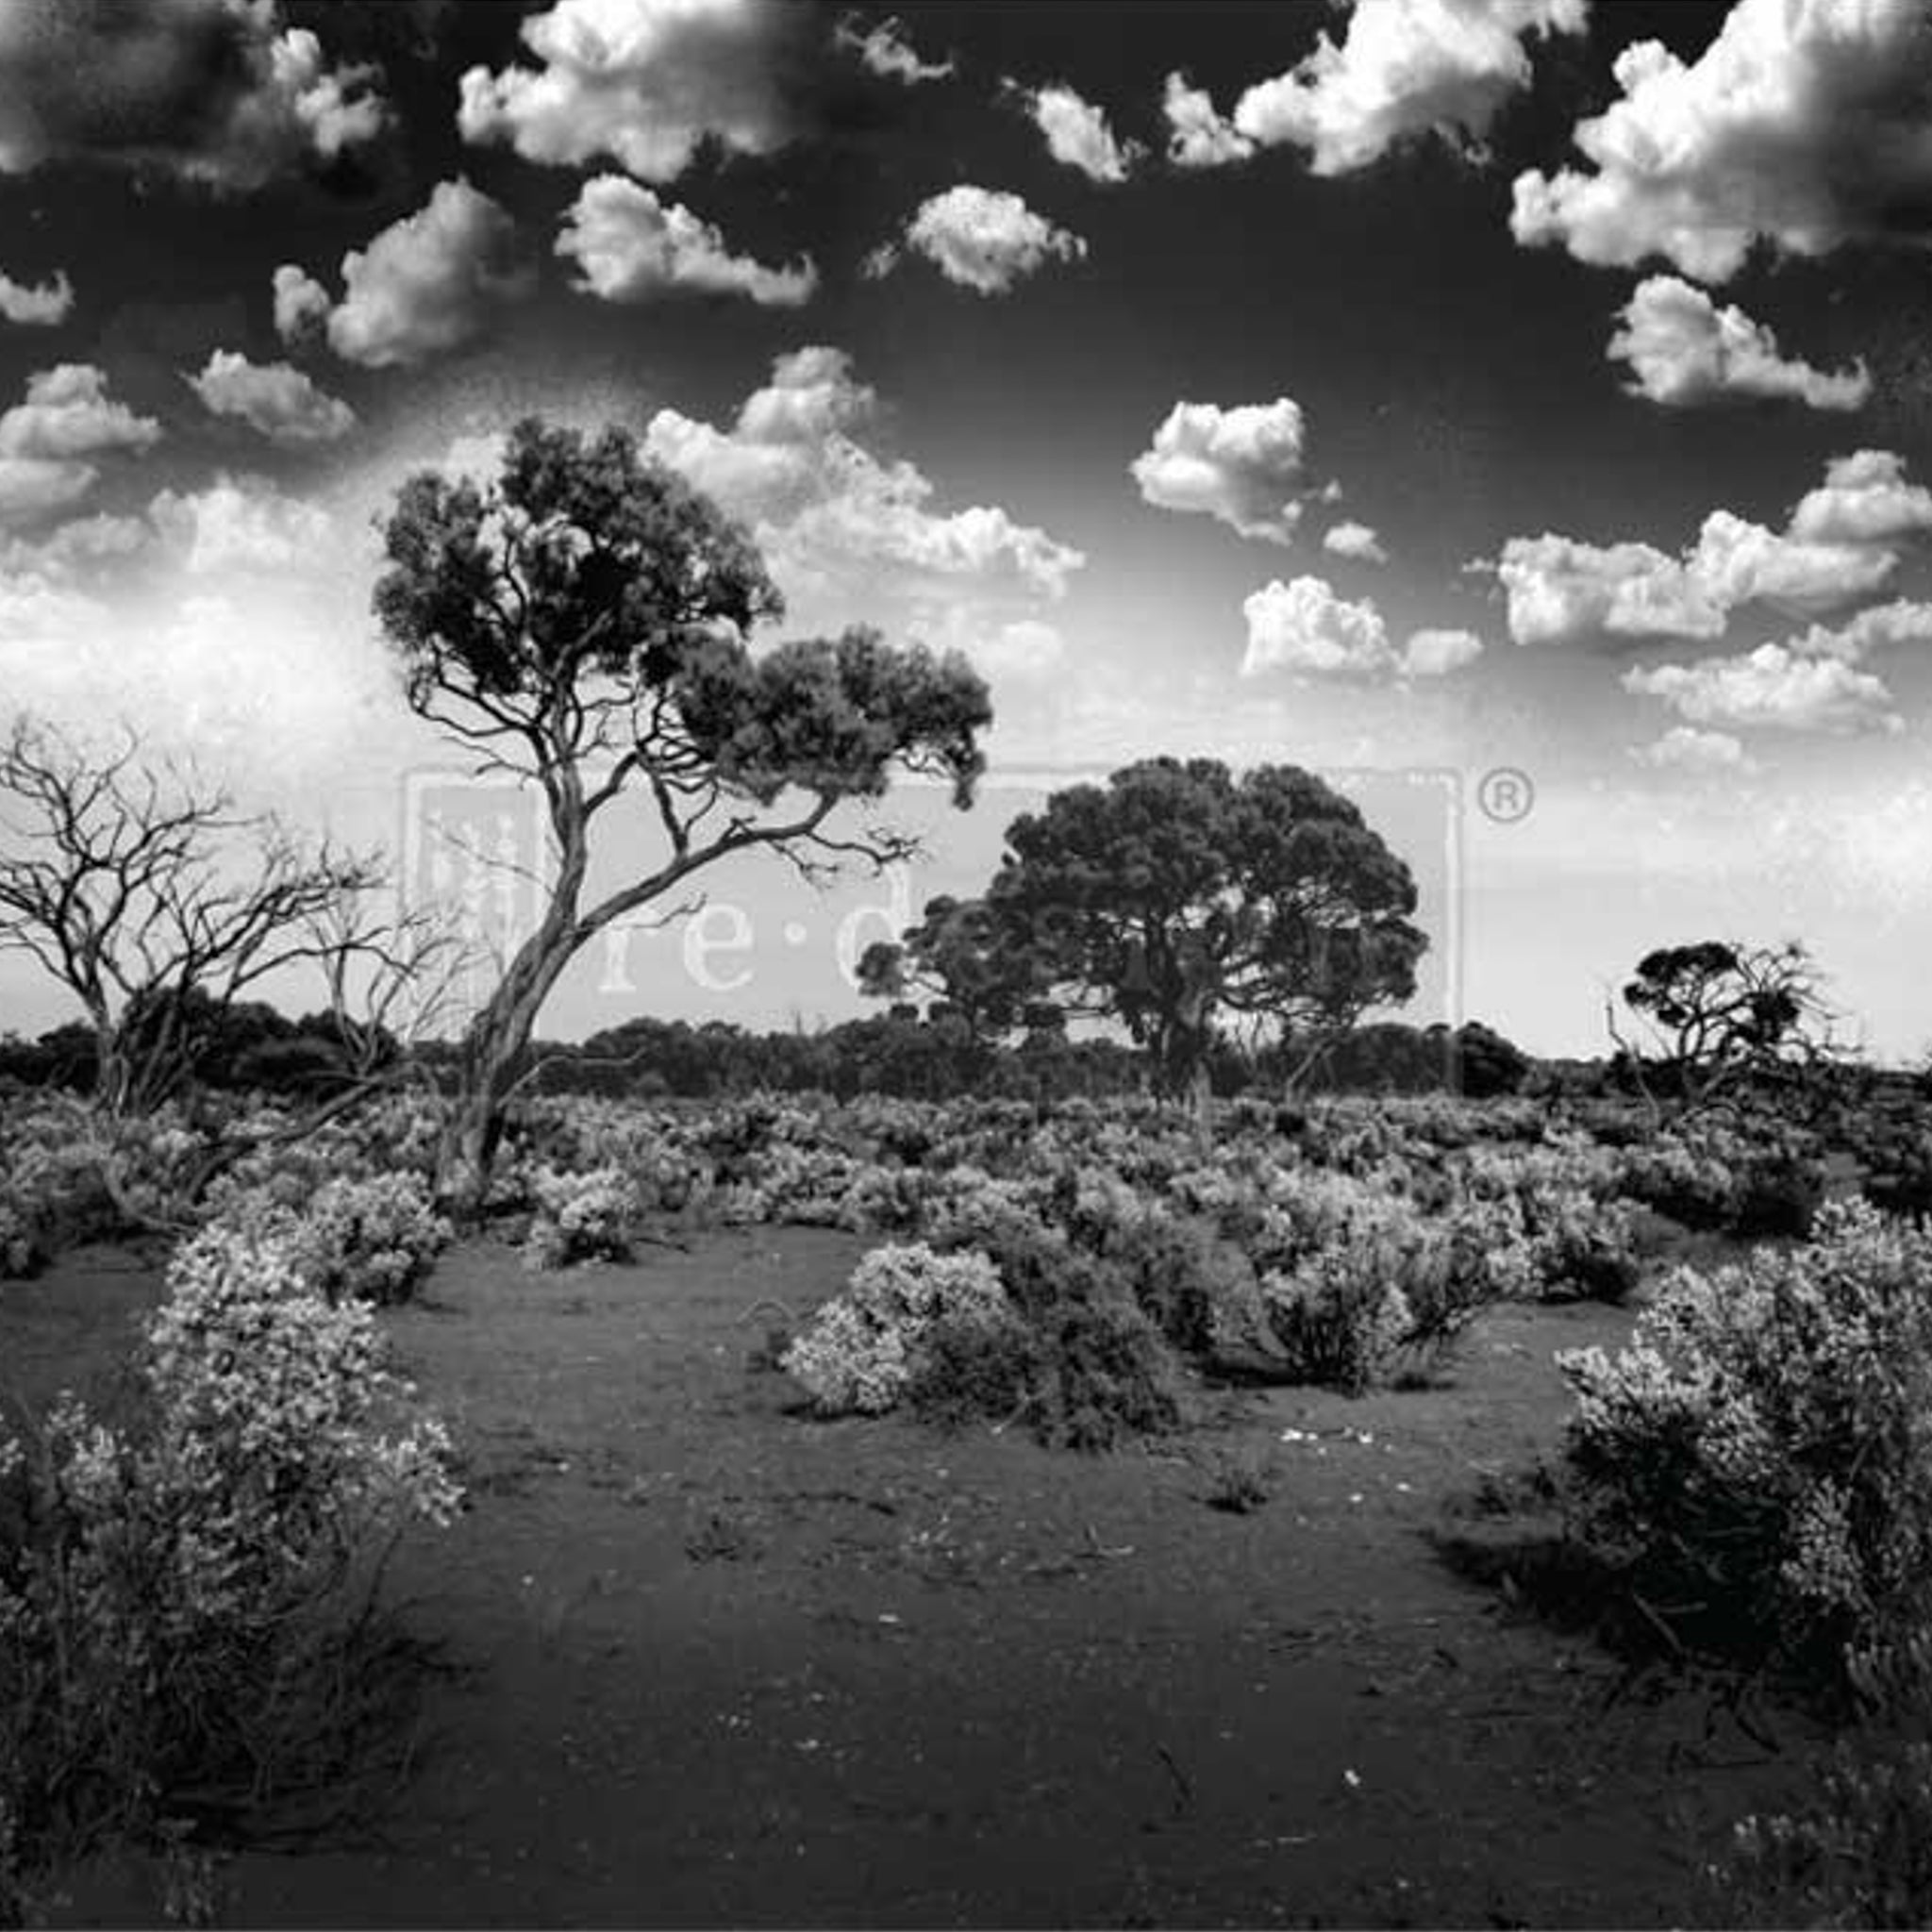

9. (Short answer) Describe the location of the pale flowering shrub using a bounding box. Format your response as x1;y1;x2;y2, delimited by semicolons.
291;1173;452;1306
522;1164;639;1270
781;1243;1013;1417
0;1221;461;1907
0;1197;38;1280
1558;1199;1932;1696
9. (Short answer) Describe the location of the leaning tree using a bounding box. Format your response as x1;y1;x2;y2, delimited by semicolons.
372;416;991;1204
864;758;1428;1115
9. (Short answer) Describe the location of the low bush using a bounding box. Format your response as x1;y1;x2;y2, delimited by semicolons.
781;1244;1015;1417
1721;1725;1932;1929
1557;1199;1932;1700
523;1165;639;1271
0;1223;460;1921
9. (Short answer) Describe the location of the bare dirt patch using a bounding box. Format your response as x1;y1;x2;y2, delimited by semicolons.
14;1229;1824;1927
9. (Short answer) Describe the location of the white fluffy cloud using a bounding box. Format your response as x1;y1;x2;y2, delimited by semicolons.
1779;598;1932;662
0;267;72;326
1243;575;1389;675
1788;451;1932;546
0;365;160;462
835;14;952;85
147;475;333;576
0;2;386;192
1624;643;1902;735
1609;276;1871;410
0;365;159;525
1178;0;1588;176
1494;452;1932;644
272;263;332;344
871;186;1087;296
1631;726;1757;773
643;345;1085;610
1016;82;1141;183
1162;73;1254;169
1324;519;1388;564
1400;626;1484;677
557;175;816;306
186;349;356;444
458;0;800;182
279;179;534;369
1242;576;1481;680
1511;0;1932;280
1131;399;1314;545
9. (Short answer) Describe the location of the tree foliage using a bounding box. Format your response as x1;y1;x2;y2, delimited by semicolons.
1614;939;1846;1104
866;758;1427;1094
372;415;991;1199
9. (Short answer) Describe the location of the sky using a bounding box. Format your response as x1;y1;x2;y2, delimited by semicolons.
3;0;1932;1059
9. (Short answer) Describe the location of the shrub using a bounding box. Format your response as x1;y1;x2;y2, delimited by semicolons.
0;1224;460;1918
1261;1253;1413;1396
1729;1149;1826;1239
290;1173;451;1306
0;1198;40;1281
1026;1283;1187;1451
523;1165;639;1271
1557;1200;1932;1699
781;1243;1014;1417
1722;1729;1932;1929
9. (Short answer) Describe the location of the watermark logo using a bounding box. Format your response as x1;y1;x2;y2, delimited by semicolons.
397;760;1475;1040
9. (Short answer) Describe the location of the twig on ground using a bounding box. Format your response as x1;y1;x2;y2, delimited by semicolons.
734;1297;797;1326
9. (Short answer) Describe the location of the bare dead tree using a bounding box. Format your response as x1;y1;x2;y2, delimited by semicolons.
0;714;383;1115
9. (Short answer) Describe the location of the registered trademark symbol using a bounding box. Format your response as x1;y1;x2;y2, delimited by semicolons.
1476;767;1535;824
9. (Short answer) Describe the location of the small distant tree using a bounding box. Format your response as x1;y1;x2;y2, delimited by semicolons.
373;417;991;1205
876;758;1427;1119
1610;939;1846;1108
0;717;389;1115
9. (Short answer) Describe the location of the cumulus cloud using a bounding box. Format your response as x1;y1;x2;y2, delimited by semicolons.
1624;642;1902;735
643;345;1085;610
1013;81;1141;183
1162;72;1255;169
1243;575;1390;675
870;186;1087;296
1324;519;1388;563
458;0;804;182
281;178;534;368
0;0;388;192
834;13;951;85
1511;0;1932;280
1788;450;1932;545
1183;0;1588;177
0;267;72;326
1631;726;1758;773
1131;399;1314;545
147;475;333;575
185;349;356;443
557;175;816;306
1609;275;1871;410
1241;577;1481;680
1400;626;1483;676
0;364;159;522
1778;598;1932;662
272;263;332;344
0;364;161;462
1493;452;1932;644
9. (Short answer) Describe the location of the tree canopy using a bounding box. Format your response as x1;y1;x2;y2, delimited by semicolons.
865;758;1428;1094
372;415;992;1198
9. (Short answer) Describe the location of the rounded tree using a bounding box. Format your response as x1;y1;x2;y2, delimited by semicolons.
873;758;1427;1110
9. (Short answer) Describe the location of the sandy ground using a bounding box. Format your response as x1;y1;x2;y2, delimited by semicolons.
7;1230;1825;1928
